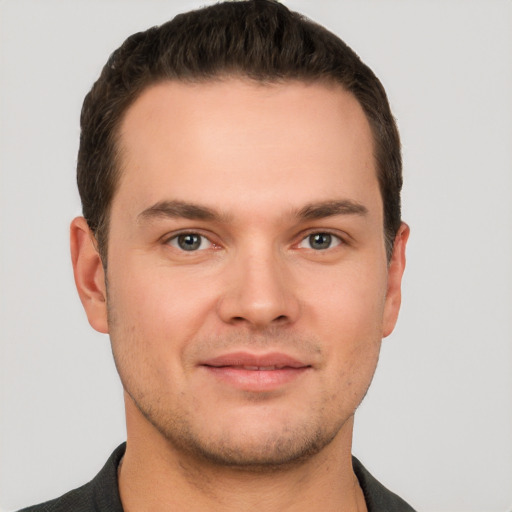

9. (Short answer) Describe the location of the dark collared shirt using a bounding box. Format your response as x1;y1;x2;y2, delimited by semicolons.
19;443;416;512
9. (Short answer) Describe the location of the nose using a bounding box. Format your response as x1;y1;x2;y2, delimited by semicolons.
217;247;300;329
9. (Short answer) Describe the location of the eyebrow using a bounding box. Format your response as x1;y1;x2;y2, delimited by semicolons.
137;198;368;224
137;200;228;223
297;199;368;220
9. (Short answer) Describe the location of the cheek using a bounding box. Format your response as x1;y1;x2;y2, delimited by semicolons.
109;258;217;328
301;261;387;382
105;259;221;377
303;260;388;336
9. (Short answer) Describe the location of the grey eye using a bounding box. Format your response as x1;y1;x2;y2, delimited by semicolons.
169;233;211;251
178;234;201;251
309;233;332;250
298;232;342;251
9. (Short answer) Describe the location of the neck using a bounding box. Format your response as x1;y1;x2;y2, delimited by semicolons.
119;397;367;512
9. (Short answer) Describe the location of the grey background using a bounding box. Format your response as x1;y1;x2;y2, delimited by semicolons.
1;1;511;510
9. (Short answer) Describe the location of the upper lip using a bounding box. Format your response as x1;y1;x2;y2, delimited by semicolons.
201;352;310;369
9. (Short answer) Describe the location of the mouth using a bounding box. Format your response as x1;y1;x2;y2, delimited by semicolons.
200;352;312;391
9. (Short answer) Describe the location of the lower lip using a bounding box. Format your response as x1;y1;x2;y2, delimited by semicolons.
202;366;310;391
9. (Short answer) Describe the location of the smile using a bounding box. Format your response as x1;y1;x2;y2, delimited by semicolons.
200;352;312;391
228;365;289;370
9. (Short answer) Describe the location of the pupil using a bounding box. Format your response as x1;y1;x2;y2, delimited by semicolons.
310;233;331;250
178;234;201;251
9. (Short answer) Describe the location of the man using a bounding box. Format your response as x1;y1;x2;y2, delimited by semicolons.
20;1;413;510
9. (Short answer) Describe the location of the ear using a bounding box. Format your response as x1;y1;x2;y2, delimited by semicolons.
382;222;410;338
70;217;109;334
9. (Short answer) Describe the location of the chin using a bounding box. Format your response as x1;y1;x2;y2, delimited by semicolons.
140;402;347;471
172;430;337;471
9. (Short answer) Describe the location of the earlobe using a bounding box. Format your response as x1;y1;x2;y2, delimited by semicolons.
70;217;109;334
382;222;410;338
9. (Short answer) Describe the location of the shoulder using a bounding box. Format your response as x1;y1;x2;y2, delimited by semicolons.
352;456;417;512
17;482;94;512
17;443;126;512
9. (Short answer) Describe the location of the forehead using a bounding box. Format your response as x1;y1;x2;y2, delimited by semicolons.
115;78;380;220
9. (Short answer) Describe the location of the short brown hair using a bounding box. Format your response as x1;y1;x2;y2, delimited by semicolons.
77;0;402;262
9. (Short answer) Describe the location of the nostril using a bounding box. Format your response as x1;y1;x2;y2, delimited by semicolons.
229;314;288;326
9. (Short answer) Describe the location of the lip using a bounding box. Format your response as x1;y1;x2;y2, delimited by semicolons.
200;352;312;392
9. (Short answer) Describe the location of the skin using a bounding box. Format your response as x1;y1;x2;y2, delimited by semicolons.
71;78;409;512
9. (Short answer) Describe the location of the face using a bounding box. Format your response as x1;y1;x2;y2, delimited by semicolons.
74;78;407;468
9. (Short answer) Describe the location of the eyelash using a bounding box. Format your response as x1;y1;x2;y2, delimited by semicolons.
165;232;217;252
164;230;346;252
297;231;344;251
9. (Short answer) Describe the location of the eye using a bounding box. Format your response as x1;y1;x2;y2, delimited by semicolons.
167;233;213;252
298;232;342;251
